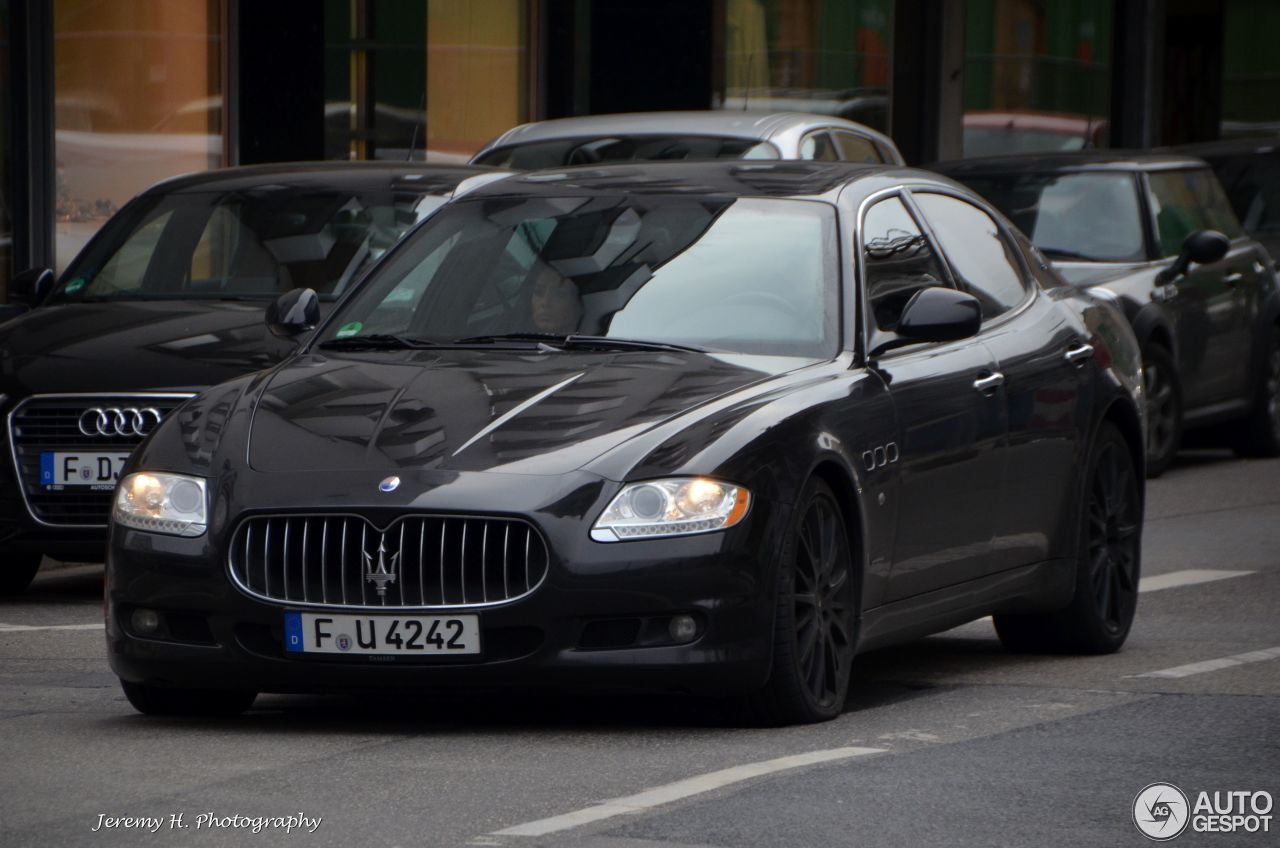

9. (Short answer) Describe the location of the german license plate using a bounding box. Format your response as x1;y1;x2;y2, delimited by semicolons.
284;612;481;656
40;451;131;487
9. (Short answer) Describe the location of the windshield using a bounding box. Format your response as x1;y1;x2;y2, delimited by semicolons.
473;136;781;169
954;171;1147;263
322;194;839;359
53;186;444;303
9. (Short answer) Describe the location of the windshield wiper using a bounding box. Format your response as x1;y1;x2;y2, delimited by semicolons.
1039;247;1105;262
317;333;440;350
454;333;706;353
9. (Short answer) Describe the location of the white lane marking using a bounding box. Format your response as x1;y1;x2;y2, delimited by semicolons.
1132;646;1280;679
491;746;884;837
1138;569;1254;593
0;622;103;632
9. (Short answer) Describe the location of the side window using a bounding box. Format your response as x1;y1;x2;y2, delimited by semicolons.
911;192;1028;320
862;195;950;334
1148;169;1243;256
799;132;839;162
831;131;883;164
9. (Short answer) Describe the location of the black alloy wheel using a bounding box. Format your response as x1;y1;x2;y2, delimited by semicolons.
994;422;1141;654
1142;345;1182;477
747;478;856;725
121;680;257;717
1234;325;1280;457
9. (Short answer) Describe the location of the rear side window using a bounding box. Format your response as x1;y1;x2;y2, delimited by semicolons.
799;132;839;162
911;192;1028;320
831;131;883;164
861;195;950;334
1148;168;1244;257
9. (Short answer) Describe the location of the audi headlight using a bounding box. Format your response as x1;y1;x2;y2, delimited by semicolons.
591;478;750;542
113;472;208;537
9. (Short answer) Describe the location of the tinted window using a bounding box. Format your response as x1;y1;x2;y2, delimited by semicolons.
799;132;839;161
912;192;1027;319
1148;168;1244;256
861;196;950;333
831;131;883;164
327;196;840;359
955;171;1146;263
474;136;780;169
55;186;441;302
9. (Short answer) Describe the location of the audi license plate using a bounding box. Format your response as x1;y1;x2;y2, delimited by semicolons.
284;612;481;656
40;451;131;488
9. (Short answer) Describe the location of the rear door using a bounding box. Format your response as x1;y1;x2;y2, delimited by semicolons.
912;190;1088;571
860;192;1007;602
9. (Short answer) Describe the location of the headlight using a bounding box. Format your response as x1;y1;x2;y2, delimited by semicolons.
113;472;208;537
591;477;750;542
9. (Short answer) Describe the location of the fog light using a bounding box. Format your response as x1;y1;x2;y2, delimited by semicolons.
131;608;161;635
669;614;698;643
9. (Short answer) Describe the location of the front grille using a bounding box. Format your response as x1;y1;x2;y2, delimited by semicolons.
229;514;550;609
8;394;192;526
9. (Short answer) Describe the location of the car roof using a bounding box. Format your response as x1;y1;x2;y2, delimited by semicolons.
931;150;1210;175
143;161;503;196
460;160;928;203
482;110;891;147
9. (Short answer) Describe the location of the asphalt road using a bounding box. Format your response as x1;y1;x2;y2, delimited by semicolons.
1;448;1277;848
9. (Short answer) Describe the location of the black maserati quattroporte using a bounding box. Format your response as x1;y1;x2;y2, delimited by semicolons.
107;162;1146;724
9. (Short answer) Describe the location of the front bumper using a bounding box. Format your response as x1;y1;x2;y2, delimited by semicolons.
106;472;785;698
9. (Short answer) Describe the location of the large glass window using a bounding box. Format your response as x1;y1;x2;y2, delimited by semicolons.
53;1;224;273
962;0;1113;157
720;0;893;133
325;0;528;163
1223;0;1280;138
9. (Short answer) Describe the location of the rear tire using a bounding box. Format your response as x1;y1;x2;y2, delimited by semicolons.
744;478;856;725
994;422;1141;654
0;551;43;596
120;680;256;717
1142;344;1182;478
1232;325;1280;458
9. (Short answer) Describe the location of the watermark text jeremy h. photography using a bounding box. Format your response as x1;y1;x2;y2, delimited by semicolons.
91;812;322;835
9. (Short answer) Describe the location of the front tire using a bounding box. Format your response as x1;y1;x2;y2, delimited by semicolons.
994;422;1141;654
121;680;257;717
1142;344;1182;477
745;478;856;725
0;551;43;596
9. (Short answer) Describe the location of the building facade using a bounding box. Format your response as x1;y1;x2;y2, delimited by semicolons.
3;0;1278;300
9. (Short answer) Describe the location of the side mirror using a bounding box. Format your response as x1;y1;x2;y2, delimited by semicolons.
871;287;982;357
265;287;320;338
1158;230;1230;283
9;267;54;306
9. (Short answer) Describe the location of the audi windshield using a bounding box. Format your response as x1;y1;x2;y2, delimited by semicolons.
318;194;840;359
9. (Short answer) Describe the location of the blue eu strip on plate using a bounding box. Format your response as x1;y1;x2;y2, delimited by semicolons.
284;612;305;653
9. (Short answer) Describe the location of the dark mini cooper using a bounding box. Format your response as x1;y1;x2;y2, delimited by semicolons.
0;162;502;593
108;162;1145;725
934;152;1280;476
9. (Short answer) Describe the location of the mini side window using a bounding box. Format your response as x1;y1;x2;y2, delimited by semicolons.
911;192;1028;320
831;131;883;164
861;195;950;336
799;132;839;162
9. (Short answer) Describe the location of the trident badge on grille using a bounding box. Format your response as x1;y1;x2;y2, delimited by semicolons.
362;534;400;598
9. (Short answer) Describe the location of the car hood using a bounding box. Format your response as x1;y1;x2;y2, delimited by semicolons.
247;348;812;476
0;300;302;395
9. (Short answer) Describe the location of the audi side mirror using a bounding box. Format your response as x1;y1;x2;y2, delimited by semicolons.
1158;230;1230;283
266;287;320;338
9;267;54;308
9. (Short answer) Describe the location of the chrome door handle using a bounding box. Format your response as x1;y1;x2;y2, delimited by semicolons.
973;372;1005;395
1064;343;1094;366
1224;272;1244;285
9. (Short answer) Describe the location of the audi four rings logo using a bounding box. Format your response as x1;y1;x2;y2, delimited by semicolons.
77;407;164;438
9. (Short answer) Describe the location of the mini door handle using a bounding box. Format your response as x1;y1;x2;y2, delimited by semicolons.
1064;343;1094;366
973;372;1005;395
1224;272;1244;285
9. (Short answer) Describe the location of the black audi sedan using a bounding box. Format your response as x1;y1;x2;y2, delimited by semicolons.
107;161;1145;725
0;162;504;594
933;152;1280;476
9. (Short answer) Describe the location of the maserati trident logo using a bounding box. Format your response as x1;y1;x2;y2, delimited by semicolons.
362;534;400;598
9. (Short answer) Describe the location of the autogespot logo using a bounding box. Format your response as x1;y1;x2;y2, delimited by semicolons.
1134;783;1191;841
